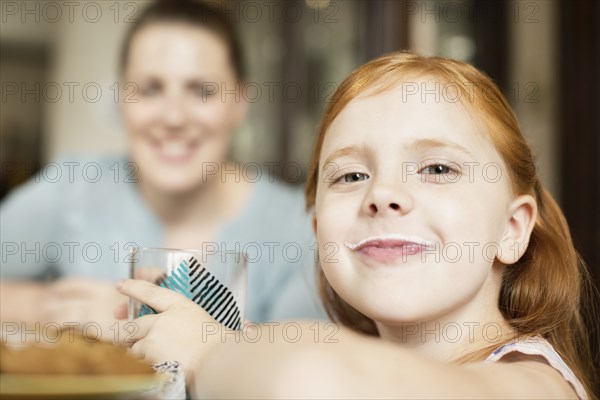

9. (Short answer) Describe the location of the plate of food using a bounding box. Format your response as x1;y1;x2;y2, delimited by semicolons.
0;333;169;399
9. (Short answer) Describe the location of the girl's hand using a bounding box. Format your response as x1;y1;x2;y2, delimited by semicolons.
115;279;233;376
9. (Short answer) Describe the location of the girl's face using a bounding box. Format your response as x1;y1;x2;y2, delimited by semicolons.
121;24;246;194
315;79;534;327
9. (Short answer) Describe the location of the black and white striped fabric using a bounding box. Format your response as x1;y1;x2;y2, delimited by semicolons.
138;256;242;330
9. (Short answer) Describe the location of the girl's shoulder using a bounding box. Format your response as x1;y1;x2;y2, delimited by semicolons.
484;336;587;399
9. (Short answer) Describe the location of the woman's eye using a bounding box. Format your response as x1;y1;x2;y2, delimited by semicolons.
337;172;369;183
421;164;452;174
192;83;217;98
139;83;161;96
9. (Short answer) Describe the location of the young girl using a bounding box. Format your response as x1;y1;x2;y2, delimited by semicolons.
117;52;597;398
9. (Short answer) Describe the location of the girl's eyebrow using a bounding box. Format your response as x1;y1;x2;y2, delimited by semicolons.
411;139;474;156
321;140;473;170
322;145;370;168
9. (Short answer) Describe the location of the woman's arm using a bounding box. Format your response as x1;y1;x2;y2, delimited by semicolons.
1;279;128;343
117;280;578;399
1;174;62;280
0;281;44;325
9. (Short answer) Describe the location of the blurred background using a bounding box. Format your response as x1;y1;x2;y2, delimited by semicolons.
1;0;598;344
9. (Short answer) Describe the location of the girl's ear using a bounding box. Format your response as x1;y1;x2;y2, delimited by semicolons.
497;194;537;264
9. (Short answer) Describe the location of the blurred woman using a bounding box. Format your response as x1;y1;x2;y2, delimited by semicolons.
0;0;324;329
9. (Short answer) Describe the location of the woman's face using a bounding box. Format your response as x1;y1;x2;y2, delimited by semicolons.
314;79;532;326
121;23;245;194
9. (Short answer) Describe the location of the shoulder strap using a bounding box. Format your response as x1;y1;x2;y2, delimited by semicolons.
484;336;587;399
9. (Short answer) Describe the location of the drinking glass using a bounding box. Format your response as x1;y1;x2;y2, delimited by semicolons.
128;247;247;330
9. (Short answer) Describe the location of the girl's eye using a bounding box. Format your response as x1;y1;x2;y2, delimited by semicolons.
337;172;369;183
420;163;453;174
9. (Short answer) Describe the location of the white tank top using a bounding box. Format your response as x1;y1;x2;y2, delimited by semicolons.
484;336;587;399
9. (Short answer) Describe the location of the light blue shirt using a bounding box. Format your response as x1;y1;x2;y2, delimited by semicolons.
0;156;326;322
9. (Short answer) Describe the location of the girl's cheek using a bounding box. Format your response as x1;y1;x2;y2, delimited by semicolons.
319;198;356;240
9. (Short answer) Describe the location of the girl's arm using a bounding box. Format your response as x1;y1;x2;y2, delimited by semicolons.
192;322;577;399
117;279;578;399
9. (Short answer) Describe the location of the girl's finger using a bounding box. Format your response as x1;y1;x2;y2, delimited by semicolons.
130;339;145;359
113;302;128;319
115;279;188;313
116;314;158;346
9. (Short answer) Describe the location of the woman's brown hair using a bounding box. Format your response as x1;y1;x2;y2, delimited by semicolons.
119;0;244;80
305;52;597;397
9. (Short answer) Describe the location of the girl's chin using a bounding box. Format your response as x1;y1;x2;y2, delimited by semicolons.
350;297;444;325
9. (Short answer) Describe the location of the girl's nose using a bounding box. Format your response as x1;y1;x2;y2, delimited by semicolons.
362;182;414;217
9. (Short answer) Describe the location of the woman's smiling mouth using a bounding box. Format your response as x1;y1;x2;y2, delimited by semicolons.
150;136;202;164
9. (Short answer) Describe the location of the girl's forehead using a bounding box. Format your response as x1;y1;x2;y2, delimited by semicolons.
336;78;474;127
320;81;501;163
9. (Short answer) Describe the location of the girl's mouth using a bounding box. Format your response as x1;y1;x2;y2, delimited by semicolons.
345;235;434;263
